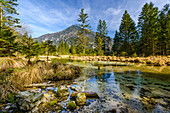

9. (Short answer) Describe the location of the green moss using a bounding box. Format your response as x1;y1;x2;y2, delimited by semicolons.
67;101;76;110
7;93;15;103
75;93;86;105
48;99;59;106
57;86;69;97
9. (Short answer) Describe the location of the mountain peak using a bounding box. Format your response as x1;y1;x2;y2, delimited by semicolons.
34;25;95;45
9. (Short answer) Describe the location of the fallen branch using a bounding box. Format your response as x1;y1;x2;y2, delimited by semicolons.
71;92;99;99
23;83;55;88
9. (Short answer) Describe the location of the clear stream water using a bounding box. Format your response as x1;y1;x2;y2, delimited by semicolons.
61;60;170;113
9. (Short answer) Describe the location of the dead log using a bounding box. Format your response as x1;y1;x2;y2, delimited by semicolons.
24;83;55;88
71;92;99;99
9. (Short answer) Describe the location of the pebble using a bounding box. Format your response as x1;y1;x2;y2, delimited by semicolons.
5;106;11;109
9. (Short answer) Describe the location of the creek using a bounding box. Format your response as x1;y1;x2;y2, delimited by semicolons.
61;60;170;112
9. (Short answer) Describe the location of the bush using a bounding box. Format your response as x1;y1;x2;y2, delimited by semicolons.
121;52;127;57
132;53;137;57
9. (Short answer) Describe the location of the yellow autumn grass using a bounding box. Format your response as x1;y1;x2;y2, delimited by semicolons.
0;57;27;70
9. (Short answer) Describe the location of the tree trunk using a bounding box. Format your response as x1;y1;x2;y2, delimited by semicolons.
28;58;32;65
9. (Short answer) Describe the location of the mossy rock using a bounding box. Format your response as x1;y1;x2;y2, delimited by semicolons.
75;93;86;105
67;101;76;110
48;99;59;106
57;86;69;97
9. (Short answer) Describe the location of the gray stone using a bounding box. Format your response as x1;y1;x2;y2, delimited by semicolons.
57;86;69;97
14;91;45;111
76;93;86;105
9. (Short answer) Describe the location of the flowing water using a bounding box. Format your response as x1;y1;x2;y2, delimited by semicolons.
62;60;170;113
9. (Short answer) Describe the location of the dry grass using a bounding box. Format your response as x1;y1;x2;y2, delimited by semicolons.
0;57;27;70
0;58;27;100
11;62;81;89
0;58;81;100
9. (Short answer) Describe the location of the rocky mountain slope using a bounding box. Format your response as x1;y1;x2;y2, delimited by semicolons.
34;25;96;46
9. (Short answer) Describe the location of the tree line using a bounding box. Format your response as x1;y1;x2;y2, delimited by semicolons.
0;0;169;61
113;3;170;56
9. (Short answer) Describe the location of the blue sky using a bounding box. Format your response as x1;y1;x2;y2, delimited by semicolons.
17;0;169;38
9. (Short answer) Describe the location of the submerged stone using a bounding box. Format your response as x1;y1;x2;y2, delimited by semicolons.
67;101;77;110
57;86;69;97
76;93;86;105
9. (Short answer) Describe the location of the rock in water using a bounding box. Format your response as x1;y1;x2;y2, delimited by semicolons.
14;91;45;112
57;86;69;97
67;101;77;110
75;93;86;105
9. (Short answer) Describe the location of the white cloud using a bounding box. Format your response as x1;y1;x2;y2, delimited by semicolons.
17;0;80;37
16;0;169;38
104;8;122;15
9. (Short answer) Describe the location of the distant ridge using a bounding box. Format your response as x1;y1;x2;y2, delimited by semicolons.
34;25;96;46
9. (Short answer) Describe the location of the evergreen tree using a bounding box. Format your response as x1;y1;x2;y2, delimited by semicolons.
20;33;40;64
76;8;91;55
112;30;122;55
0;0;20;56
39;41;47;55
61;41;65;54
102;20;108;36
119;10;138;56
97;37;104;56
0;29;17;56
64;41;69;54
95;19;102;48
138;2;159;56
96;19;110;55
97;19;102;35
0;0;20;30
57;41;62;55
70;44;76;54
157;4;170;55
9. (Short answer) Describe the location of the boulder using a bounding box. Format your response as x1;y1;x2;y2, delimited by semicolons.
44;90;56;100
134;57;142;63
57;86;69;97
146;59;154;64
67;101;77;110
70;86;83;92
75;93;86;105
154;60;165;66
14;91;46;112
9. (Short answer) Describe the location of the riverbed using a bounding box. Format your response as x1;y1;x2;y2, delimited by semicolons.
61;60;170;112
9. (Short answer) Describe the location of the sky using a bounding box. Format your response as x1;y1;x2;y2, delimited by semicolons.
17;0;169;38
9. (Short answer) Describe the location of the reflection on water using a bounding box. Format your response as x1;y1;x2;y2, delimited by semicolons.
73;65;170;112
54;59;170;112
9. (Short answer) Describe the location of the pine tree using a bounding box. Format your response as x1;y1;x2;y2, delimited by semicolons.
96;19;110;55
0;0;20;30
102;20;108;36
97;19;102;35
76;8;91;55
112;30;122;55
0;0;20;56
20;33;40;64
95;19;102;48
157;4;170;55
64;41;69;54
70;44;76;54
97;37;104;56
138;2;159;56
0;29;16;56
119;10;138;56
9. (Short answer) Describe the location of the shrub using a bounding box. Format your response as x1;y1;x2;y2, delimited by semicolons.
132;53;137;57
121;52;127;57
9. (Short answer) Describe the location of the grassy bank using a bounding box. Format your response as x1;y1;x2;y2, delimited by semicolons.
0;58;81;101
